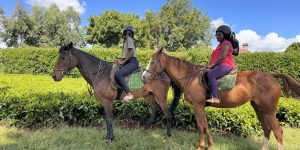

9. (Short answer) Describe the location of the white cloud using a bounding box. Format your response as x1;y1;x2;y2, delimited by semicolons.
236;30;299;52
211;18;228;29
211;18;300;52
26;0;87;14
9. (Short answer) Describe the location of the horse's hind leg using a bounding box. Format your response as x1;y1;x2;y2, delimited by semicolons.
251;102;271;150
269;115;283;150
251;102;283;150
143;94;161;129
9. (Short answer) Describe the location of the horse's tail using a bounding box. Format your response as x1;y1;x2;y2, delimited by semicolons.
169;81;182;117
272;73;300;99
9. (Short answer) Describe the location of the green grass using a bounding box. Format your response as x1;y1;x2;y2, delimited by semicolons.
0;126;299;150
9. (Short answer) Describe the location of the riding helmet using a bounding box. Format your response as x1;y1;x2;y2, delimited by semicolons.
123;25;134;35
216;25;232;35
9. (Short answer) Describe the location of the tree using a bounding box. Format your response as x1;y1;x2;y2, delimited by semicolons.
0;7;4;30
63;7;86;47
145;11;163;48
1;2;33;47
86;10;150;48
0;7;3;18
146;0;212;51
0;3;85;48
26;6;45;47
86;11;125;47
285;42;300;53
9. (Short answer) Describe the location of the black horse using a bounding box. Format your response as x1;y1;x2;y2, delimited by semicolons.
52;43;181;141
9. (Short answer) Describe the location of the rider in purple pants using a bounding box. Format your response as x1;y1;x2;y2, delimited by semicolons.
206;25;236;103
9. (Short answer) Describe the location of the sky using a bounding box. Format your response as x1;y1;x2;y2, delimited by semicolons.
0;0;300;51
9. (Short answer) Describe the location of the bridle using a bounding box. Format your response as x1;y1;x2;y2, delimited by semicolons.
52;49;73;77
144;54;163;80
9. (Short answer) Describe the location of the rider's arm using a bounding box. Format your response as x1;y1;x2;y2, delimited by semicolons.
209;44;230;68
122;48;134;63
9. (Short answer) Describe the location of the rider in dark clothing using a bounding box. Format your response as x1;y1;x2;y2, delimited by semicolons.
114;26;139;102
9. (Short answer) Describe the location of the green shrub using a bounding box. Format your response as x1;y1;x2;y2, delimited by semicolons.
1;74;300;136
1;48;299;80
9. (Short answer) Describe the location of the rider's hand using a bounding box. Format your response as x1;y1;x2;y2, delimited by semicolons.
114;59;125;65
206;64;214;69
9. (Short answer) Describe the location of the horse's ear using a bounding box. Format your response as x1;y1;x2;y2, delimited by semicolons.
68;42;73;49
156;47;163;54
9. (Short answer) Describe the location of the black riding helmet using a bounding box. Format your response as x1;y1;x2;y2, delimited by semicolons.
123;25;134;35
216;25;232;35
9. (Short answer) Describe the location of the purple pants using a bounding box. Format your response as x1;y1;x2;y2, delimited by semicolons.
207;64;232;98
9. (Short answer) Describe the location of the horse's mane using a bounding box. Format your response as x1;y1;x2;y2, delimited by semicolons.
74;48;112;64
59;46;113;76
162;52;204;74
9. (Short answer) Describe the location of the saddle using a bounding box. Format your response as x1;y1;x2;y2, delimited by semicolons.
201;67;238;99
110;64;144;91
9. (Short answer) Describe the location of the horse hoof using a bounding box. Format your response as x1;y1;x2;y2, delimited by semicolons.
163;135;171;143
104;137;114;143
104;139;112;143
144;124;151;130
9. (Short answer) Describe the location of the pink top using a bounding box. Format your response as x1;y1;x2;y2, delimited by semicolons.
209;40;236;68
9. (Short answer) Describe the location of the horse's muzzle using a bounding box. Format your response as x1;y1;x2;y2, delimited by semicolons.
52;75;62;82
142;71;151;83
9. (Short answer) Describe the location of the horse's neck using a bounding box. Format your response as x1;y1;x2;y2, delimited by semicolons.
165;55;198;88
73;49;110;86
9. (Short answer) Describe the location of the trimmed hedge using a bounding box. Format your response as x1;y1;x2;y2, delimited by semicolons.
1;74;300;136
1;47;299;80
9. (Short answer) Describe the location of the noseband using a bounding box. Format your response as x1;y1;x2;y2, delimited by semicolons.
52;49;72;76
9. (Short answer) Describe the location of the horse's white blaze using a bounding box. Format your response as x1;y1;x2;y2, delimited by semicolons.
142;58;152;78
145;58;152;70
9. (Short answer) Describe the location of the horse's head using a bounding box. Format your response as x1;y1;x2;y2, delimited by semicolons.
142;48;165;82
52;42;78;81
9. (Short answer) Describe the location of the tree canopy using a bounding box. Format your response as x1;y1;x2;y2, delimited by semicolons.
0;3;85;48
85;0;212;51
285;42;300;53
86;11;150;48
1;0;212;51
155;0;211;51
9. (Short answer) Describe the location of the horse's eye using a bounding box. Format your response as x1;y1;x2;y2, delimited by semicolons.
151;61;155;65
61;57;65;60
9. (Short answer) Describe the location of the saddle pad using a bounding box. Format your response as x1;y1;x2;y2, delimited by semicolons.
217;73;237;90
111;71;144;91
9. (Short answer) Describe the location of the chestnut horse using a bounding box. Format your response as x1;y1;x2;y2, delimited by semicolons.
142;49;300;150
52;43;181;141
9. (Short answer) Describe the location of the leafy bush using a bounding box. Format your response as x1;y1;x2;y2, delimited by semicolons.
1;47;299;80
1;74;300;136
285;42;300;53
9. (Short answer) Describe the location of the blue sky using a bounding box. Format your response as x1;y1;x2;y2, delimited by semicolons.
1;0;300;51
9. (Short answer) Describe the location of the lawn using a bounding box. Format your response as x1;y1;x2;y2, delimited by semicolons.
0;125;299;150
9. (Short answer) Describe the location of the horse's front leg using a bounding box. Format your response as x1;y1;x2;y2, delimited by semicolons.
102;99;114;142
192;103;208;150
